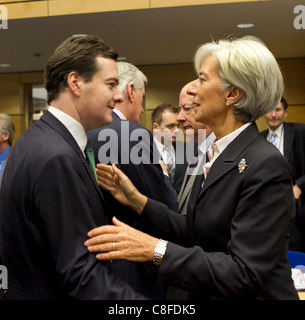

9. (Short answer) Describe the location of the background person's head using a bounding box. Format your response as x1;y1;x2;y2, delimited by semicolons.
264;97;289;132
0;113;15;150
152;103;180;145
116;62;148;124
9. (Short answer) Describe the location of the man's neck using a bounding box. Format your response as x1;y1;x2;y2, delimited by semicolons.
0;142;9;153
269;123;284;133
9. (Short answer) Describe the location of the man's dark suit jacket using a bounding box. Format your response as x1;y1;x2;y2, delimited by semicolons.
172;141;191;195
0;111;146;300
87;113;178;299
261;122;305;252
139;123;299;300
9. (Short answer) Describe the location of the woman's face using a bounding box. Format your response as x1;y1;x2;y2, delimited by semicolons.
187;56;229;128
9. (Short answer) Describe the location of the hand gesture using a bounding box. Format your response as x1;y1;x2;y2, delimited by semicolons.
96;164;147;215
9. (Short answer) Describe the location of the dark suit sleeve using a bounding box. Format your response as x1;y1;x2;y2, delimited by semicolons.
88;123;179;212
142;153;295;298
35;151;147;300
141;198;189;245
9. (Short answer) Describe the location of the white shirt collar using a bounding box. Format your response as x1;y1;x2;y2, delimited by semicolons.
154;138;175;156
48;106;87;156
268;123;284;139
198;132;216;156
207;122;252;162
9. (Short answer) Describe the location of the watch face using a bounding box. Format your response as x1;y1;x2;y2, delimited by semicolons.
153;240;168;265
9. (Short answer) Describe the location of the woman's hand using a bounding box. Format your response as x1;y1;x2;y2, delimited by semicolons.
85;216;159;262
96;163;147;215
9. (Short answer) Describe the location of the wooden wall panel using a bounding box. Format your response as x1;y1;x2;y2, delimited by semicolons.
1;0;276;19
0;74;20;114
139;64;197;129
5;1;48;20
279;59;305;106
48;0;150;16
0;0;33;2
151;0;257;9
256;58;305;132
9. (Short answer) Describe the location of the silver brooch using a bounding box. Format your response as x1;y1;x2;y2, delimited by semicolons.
238;159;248;174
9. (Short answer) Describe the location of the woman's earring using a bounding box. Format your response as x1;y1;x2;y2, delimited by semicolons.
226;102;230;106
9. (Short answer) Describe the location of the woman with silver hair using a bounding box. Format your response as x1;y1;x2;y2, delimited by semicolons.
85;37;299;300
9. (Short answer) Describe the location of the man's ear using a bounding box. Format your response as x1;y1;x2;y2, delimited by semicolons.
284;108;289;119
127;84;135;103
67;72;82;97
2;132;9;143
226;86;244;106
152;123;159;130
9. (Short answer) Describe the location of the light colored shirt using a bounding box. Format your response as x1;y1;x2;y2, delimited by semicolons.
267;123;284;155
154;139;175;177
198;132;216;160
203;123;252;182
113;108;127;120
0;145;11;175
154;138;176;163
48;107;87;157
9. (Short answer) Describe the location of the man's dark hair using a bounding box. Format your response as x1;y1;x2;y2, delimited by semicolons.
44;35;118;105
281;97;288;110
151;103;179;126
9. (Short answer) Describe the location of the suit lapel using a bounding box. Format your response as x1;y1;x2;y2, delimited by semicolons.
283;123;294;162
198;123;260;200
179;153;206;209
40;111;105;203
178;172;195;211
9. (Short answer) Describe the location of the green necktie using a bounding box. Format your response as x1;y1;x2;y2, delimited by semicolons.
84;141;98;183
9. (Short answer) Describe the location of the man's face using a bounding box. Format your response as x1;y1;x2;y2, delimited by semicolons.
78;57;124;131
159;110;180;144
177;84;207;142
264;102;288;131
0;129;9;147
129;84;145;124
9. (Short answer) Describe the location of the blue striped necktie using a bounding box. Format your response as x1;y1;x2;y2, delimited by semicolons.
163;146;175;183
270;133;278;148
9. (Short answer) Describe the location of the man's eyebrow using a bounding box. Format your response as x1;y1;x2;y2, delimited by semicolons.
107;77;119;83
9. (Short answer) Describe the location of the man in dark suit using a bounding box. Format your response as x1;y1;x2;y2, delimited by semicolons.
0;35;147;299
177;83;215;216
152;103;189;194
261;97;305;252
87;62;178;299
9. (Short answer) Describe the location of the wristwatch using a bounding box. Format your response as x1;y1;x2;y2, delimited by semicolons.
153;239;168;266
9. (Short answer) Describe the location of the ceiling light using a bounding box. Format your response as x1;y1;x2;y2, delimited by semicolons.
72;34;88;38
0;64;11;67
237;23;254;29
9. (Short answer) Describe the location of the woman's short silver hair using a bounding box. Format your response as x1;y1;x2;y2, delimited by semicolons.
194;36;284;123
117;62;147;97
